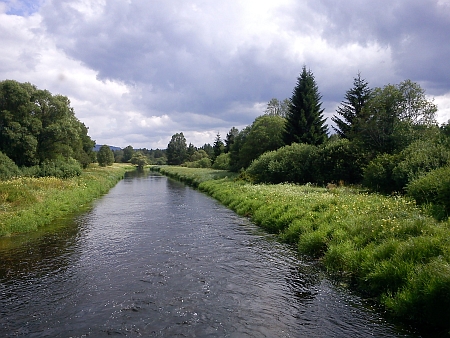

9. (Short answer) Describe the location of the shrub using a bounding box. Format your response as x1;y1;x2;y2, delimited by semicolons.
212;153;230;170
406;165;450;219
392;140;450;191
363;153;400;193
22;158;82;179
0;151;21;180
312;138;365;185
183;157;212;168
247;143;317;184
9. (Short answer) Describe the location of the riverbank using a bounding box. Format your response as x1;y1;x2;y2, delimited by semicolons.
0;164;134;236
153;165;450;335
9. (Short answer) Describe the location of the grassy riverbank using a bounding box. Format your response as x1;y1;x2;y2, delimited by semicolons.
0;164;133;236
154;165;450;335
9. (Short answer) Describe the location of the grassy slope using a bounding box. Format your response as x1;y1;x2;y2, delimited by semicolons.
0;164;134;236
155;166;450;335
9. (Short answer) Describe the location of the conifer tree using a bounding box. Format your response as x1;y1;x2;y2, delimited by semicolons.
284;66;327;146
332;73;372;139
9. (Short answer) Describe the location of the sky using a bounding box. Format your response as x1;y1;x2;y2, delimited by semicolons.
1;0;450;149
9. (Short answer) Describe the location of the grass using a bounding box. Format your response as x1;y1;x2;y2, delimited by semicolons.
0;163;134;236
155;166;450;335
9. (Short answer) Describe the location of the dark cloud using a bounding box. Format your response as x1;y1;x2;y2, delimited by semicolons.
306;0;450;94
3;0;449;148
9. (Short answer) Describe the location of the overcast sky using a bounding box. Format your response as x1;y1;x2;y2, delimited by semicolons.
1;0;450;149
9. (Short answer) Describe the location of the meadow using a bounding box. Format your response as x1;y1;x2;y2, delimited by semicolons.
155;165;450;334
0;164;133;236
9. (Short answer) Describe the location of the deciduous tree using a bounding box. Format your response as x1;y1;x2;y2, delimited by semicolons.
167;132;187;165
97;145;114;166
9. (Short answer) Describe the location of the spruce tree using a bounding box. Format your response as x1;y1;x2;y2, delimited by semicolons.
332;73;371;139
284;66;327;146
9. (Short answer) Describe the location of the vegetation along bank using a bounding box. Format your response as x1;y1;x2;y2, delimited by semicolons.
154;165;450;336
0;164;133;237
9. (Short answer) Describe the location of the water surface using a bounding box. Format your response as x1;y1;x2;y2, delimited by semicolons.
0;171;419;337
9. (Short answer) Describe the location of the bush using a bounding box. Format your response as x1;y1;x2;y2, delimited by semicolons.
392;140;450;191
407;165;450;219
247;143;317;184
364;140;450;194
212;153;230;170
312;138;365;185
0;151;21;180
21;158;82;179
183;157;212;168
363;153;400;193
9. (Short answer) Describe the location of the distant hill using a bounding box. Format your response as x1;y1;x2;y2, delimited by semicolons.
93;145;122;152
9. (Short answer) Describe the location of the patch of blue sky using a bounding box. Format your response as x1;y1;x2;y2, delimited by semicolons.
3;0;42;16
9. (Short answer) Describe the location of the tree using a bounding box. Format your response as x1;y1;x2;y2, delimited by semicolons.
353;80;438;155
238;115;286;169
284;66;327;146
0;80;40;166
167;132;187;165
187;143;196;160
122;145;134;163
130;152;148;169
213;133;224;161
225;127;239;153
97;145;114;166
332;73;372;139
264;98;291;117
200;143;214;158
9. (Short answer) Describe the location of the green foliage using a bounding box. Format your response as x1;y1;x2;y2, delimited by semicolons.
183;157;212;168
363;153;401;193
0;164;132;236
213;133;225;161
284;66;327;146
0;80;40;166
167;132;188;165
130;152;148;169
235;115;286;169
225;127;239;153
364;139;450;194
353;80;437;155
212;153;230;170
312;138;365;185
0;151;21;180
407;165;450;219
97;145;114;167
122;145;134;163
246;143;317;184
36;158;82;178
332;73;372;139
0;80;95;169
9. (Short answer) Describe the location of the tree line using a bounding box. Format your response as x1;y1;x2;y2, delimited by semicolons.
166;66;450;218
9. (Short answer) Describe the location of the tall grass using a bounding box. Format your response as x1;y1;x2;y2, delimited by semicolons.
157;166;450;334
0;164;133;236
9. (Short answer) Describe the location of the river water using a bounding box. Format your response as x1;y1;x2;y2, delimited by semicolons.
0;171;420;337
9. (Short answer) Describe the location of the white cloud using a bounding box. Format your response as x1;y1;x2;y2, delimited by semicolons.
1;0;449;148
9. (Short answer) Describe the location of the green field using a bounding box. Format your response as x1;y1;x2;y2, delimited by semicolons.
0;164;133;236
155;165;450;335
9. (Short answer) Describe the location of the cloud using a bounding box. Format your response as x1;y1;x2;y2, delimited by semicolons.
1;0;450;148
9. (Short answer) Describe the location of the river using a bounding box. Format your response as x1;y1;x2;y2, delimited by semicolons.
0;171;420;337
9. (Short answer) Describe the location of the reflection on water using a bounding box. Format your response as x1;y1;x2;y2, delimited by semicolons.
0;171;420;337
